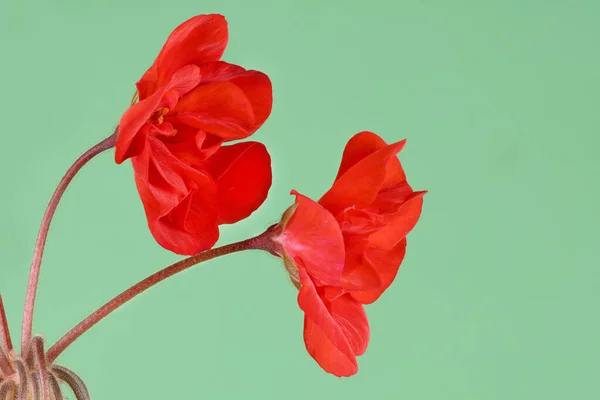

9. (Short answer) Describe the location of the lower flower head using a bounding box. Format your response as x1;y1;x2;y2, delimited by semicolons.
271;131;426;377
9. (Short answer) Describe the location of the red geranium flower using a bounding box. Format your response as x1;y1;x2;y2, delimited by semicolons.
115;14;273;255
272;131;426;377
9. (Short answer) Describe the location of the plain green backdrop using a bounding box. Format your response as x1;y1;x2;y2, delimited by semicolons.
1;0;599;399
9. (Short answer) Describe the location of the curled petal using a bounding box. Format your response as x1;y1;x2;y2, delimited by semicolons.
277;192;345;286
335;131;407;189
368;191;426;251
335;131;388;179
319;138;406;215
171;62;272;140
133;137;219;255
172;81;255;140
351;239;407;304
205;142;272;224
116;65;201;163
149;190;220;255
298;269;370;377
137;14;228;98
198;62;272;131
338;236;382;291
161;127;223;167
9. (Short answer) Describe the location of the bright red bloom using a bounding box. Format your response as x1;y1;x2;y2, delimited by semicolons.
273;131;426;377
115;14;273;255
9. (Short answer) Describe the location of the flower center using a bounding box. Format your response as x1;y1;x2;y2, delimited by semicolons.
152;107;170;125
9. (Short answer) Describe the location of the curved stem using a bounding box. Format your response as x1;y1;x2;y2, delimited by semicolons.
46;227;278;364
22;131;118;351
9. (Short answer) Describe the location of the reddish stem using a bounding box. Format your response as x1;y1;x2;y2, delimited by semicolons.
0;296;14;377
22;131;118;351
46;227;278;363
0;296;12;353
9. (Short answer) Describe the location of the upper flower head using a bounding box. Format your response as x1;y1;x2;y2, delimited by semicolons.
115;15;273;255
271;131;426;377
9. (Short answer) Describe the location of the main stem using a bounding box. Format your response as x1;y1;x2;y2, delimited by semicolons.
22;131;118;351
46;227;278;364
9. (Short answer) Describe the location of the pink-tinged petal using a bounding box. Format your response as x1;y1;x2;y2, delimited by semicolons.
368;191;426;251
277;192;345;286
319;139;407;215
298;269;370;376
116;65;201;163
204;142;272;224
172;81;255;140
351;239;407;304
137;14;228;98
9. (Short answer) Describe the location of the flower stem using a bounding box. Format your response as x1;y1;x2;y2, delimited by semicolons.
0;295;14;376
46;226;278;364
21;130;118;351
0;295;12;353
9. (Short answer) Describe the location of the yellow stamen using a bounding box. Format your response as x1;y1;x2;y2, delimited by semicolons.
155;107;169;125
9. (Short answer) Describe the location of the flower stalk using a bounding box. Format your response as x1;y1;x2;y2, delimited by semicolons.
21;130;118;351
47;226;279;363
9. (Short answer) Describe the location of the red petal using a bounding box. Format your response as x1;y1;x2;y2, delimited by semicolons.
132;137;219;255
335;131;387;179
298;269;370;377
161;126;223;168
151;190;220;255
198;62;272;132
169;62;272;140
116;91;164;164
278;192;345;286
368;191;426;251
335;131;407;189
116;65;201;163
137;14;228;99
350;239;407;304
172;81;256;140
319;139;406;216
338;259;381;292
204;142;272;224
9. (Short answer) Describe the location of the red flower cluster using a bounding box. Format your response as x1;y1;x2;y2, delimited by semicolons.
115;14;273;255
273;131;426;377
112;14;426;379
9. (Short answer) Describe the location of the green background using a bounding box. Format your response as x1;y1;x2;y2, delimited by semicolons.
1;0;598;399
